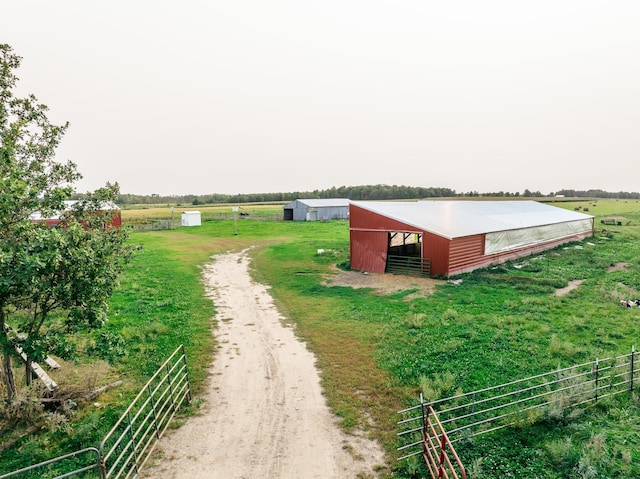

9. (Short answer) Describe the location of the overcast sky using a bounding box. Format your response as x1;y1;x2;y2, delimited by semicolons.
5;1;639;196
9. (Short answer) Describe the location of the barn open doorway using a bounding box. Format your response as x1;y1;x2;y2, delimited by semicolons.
388;232;422;257
386;232;431;277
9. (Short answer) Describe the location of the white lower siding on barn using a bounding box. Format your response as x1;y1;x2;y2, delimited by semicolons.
485;218;594;254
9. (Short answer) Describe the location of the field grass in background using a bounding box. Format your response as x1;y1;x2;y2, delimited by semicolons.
1;198;640;478
121;202;286;225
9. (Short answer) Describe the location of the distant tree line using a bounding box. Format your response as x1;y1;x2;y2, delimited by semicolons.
554;189;640;199
104;185;640;206
112;185;457;205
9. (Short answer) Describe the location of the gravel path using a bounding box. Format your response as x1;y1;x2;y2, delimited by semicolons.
140;249;385;479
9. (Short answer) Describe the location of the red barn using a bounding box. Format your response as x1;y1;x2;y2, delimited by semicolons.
30;201;122;228
349;200;594;277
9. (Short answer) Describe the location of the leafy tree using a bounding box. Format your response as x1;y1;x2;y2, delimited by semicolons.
0;44;136;401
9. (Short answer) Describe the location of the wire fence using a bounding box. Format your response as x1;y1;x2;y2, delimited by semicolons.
124;212;286;231
397;346;640;462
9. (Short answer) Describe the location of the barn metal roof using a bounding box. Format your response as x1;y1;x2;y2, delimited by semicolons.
285;198;350;208
350;200;594;239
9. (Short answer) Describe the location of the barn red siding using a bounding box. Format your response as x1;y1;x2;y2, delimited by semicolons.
447;235;485;275
350;230;389;273
34;210;122;229
110;211;122;228
422;232;451;277
350;204;416;231
350;204;427;274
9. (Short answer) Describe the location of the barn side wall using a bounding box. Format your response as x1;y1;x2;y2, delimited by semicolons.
292;202;310;221
350;204;424;273
111;211;122;228
485;218;593;254
446;235;485;276
35;210;122;229
422;232;452;277
447;230;593;276
350;230;389;273
350;204;417;231
315;206;349;221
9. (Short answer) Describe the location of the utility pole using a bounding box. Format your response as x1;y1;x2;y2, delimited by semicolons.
232;206;238;235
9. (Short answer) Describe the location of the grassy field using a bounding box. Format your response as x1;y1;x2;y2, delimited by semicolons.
120;202;286;225
1;198;640;477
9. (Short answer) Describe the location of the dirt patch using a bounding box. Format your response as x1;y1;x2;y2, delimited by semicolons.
607;262;629;273
553;279;585;297
140;250;386;479
323;267;443;298
551;262;631;297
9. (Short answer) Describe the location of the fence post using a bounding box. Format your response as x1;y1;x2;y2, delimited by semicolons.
99;455;107;479
594;359;599;403
471;392;476;436
419;393;426;454
630;345;636;393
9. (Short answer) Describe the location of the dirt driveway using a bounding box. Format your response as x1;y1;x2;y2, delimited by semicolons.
140;249;385;479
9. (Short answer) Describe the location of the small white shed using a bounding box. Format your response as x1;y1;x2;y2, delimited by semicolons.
181;211;201;227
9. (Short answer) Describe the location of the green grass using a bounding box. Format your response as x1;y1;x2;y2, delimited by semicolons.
2;198;640;478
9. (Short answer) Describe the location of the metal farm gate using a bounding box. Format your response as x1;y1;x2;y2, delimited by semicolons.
421;399;466;479
386;255;431;277
0;345;191;479
397;347;640;476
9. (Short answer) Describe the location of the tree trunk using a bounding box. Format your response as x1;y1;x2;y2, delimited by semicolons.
0;309;17;401
25;357;32;386
2;352;16;401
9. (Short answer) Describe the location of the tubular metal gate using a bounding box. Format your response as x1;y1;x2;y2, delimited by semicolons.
398;347;640;461
422;402;466;479
99;345;191;478
0;448;100;479
0;345;191;479
386;255;431;277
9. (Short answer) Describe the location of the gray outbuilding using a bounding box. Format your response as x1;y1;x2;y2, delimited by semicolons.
283;198;350;221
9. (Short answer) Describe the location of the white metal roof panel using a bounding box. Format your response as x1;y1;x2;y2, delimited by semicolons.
295;198;350;208
29;200;120;221
350;200;594;239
